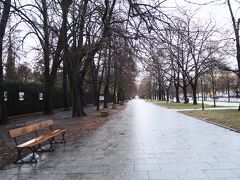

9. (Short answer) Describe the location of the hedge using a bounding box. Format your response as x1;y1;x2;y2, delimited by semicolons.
3;81;111;116
3;81;66;116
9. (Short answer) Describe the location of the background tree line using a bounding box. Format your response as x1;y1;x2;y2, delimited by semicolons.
138;1;240;109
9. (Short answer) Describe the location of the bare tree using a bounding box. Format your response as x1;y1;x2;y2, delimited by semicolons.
16;0;72;114
0;0;11;124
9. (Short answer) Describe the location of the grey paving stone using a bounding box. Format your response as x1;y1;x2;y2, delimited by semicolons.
134;164;160;172
176;169;208;179
2;100;240;179
209;162;240;169
204;169;239;178
148;170;178;179
120;172;149;179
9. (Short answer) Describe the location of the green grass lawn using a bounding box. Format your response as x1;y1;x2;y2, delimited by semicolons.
148;100;211;109
182;109;240;131
147;99;240;132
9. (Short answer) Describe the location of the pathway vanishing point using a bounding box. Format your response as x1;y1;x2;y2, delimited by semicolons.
1;99;240;180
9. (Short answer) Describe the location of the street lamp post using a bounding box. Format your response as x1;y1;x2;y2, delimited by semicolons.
213;84;216;107
201;78;204;110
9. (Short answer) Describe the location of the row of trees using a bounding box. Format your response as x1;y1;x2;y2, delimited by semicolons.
0;0;170;124
2;0;240;124
138;71;239;101
140;10;223;103
138;0;240;109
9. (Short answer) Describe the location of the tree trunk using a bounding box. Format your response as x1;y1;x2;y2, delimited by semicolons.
182;77;189;103
113;82;116;104
71;85;86;117
42;0;71;114
162;90;166;101
93;83;98;106
63;60;69;111
175;84;180;103
212;77;216;107
0;0;11;124
228;0;240;111
0;52;7;124
182;84;188;104
96;71;104;111
96;54;106;111
183;87;188;103
71;88;80;117
158;84;161;100
43;82;53;114
166;83;171;102
117;87;124;102
103;87;109;108
166;89;169;102
96;92;100;111
103;47;111;108
192;84;197;105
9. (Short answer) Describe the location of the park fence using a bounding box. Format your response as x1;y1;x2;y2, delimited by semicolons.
3;81;96;116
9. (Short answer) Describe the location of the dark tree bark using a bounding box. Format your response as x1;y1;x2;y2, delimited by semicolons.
90;51;105;111
174;71;181;103
192;83;198;105
96;59;106;111
103;46;111;108
41;0;72;114
67;0;116;117
113;82;117;104
0;0;11;124
158;82;161;101
63;59;69;111
166;89;169;102
227;0;240;110
182;75;189;103
175;84;180;103
112;58;117;105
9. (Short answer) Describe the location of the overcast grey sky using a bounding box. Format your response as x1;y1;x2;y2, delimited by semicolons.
18;0;240;71
136;0;240;83
163;0;237;29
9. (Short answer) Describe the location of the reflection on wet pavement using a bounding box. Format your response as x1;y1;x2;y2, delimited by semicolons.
2;99;240;180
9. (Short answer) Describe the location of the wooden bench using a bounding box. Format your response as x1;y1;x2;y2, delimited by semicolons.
8;119;66;163
119;101;124;105
100;108;109;117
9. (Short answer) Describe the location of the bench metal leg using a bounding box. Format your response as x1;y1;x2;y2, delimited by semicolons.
15;148;38;164
52;132;66;144
48;138;54;151
31;147;38;163
15;148;23;164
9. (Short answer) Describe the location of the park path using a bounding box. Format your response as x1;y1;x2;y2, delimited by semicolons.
2;99;240;180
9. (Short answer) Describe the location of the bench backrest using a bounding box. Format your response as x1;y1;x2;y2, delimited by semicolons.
9;119;54;138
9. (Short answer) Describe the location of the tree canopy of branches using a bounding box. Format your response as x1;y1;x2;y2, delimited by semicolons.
4;0;240;122
0;0;170;120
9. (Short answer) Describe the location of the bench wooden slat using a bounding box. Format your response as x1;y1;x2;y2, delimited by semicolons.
9;119;66;163
17;136;45;148
9;119;54;138
16;129;66;148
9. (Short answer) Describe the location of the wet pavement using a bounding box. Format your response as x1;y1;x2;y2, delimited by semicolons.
2;99;240;180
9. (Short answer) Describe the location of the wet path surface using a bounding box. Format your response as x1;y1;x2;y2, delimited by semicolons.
2;99;240;180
